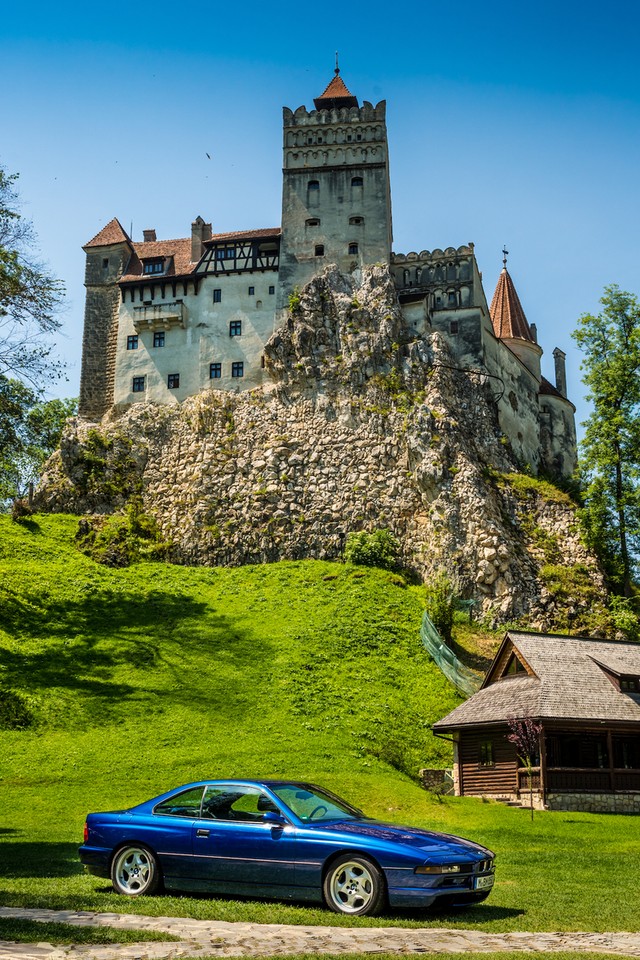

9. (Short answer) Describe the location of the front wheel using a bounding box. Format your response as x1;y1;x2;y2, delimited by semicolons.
323;855;386;916
111;844;160;896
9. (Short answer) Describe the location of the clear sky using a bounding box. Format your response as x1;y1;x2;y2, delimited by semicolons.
2;0;640;438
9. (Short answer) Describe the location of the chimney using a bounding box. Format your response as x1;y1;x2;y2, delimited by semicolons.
553;347;567;397
143;229;157;242
191;216;212;262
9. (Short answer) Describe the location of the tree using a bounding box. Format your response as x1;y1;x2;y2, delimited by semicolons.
572;285;640;596
506;715;543;820
0;166;65;387
0;380;76;504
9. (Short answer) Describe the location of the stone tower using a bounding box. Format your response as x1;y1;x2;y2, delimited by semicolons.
79;218;132;419
277;68;393;309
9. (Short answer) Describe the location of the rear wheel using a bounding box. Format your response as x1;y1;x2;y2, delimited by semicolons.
111;844;160;896
323;854;386;916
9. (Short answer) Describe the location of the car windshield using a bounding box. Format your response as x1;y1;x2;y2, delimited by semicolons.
271;784;366;823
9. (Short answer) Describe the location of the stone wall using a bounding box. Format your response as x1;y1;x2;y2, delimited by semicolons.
38;265;605;627
546;793;640;814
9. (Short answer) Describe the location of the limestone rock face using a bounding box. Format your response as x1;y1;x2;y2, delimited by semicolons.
36;265;604;626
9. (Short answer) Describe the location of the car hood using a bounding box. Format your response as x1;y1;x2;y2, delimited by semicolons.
314;819;493;858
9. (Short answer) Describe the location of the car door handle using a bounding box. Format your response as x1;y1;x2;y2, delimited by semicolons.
196;829;210;837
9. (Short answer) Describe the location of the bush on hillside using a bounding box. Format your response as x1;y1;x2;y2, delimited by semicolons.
344;528;400;571
0;690;34;730
75;499;169;567
425;570;457;643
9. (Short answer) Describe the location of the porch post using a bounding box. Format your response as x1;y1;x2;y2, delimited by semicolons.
539;725;547;803
607;729;615;792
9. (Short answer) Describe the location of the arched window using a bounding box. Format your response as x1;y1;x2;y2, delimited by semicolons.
415;267;422;283
403;269;410;286
315;244;325;257
351;177;363;187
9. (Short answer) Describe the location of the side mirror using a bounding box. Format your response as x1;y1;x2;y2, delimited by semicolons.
262;811;286;825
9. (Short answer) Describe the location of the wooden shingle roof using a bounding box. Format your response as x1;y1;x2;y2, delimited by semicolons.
433;632;640;730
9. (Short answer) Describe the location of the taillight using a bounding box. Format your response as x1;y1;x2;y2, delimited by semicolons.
83;821;89;844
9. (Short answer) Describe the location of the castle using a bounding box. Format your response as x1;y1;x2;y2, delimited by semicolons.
79;68;577;477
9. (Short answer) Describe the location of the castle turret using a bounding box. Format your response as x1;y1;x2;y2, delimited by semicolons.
79;218;132;419
277;68;393;309
489;261;542;380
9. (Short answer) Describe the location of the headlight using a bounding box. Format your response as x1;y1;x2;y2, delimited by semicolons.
415;863;462;874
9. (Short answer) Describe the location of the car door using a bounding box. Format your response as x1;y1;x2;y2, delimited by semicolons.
191;784;297;891
146;785;204;881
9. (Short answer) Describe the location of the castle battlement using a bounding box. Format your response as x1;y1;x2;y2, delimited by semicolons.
283;100;386;125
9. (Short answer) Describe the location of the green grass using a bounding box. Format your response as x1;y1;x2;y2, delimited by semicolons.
182;956;629;960
0;917;179;945
0;515;638;935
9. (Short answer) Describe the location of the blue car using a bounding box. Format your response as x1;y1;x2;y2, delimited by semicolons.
79;780;495;916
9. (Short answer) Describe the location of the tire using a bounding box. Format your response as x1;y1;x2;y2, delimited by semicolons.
110;844;161;896
323;854;386;916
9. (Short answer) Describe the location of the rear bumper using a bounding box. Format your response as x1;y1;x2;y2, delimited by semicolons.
78;844;111;878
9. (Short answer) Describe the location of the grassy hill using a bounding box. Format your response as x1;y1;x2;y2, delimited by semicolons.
2;514;640;934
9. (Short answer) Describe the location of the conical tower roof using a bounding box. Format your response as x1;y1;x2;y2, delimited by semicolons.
489;266;535;342
314;68;358;110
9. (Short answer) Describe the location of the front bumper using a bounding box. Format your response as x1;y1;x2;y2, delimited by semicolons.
385;864;495;908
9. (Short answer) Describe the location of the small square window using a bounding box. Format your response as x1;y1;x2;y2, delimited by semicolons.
168;373;180;389
132;376;145;393
127;335;138;350
269;285;275;295
348;243;359;255
213;289;222;303
153;331;165;348
232;361;244;378
210;362;222;379
229;320;242;337
248;286;255;296
315;244;325;257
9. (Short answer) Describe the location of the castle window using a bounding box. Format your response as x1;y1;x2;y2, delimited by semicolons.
351;177;363;187
229;320;242;337
349;217;363;225
314;244;325;257
269;285;275;295
132;376;145;392
450;320;459;334
356;133;362;141
448;291;457;306
232;361;244;378
347;134;352;142
168;373;180;389
153;331;165;348
261;355;265;368
210;362;222;379
348;243;359;255
127;335;138;350
306;218;320;227
479;741;495;767
215;246;235;260
248;286;255;295
256;300;262;308
143;259;164;275
213;289;222;303
307;180;320;208
102;258;109;269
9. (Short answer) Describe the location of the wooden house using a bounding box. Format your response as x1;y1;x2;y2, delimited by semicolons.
432;631;640;813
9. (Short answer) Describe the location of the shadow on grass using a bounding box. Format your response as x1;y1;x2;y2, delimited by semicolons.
0;842;84;878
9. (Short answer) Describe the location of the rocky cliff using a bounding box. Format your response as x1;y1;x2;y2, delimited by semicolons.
36;265;605;628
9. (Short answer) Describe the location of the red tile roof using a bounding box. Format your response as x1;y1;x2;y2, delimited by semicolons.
84;218;131;248
118;228;281;283
314;71;358;109
540;376;564;399
489;267;535;342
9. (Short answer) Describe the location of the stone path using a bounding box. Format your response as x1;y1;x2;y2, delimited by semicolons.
1;908;640;960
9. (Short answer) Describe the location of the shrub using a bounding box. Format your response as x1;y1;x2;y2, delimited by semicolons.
76;499;169;567
344;529;400;571
425;570;457;643
10;498;34;523
0;690;34;730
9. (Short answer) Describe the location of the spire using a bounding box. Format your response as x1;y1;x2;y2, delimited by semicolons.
489;257;535;342
314;59;358;110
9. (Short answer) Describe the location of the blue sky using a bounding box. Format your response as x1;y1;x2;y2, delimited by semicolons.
2;0;640;438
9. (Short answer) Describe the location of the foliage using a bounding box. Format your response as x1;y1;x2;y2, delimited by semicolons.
0;688;33;729
344;528;400;571
506;715;543;821
0;167;65;387
424;570;457;643
499;471;576;507
288;287;301;312
75;499;169;567
0;379;76;504
572;285;640;594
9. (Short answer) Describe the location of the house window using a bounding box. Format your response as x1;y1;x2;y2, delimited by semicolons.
132;376;145;393
153;331;165;348
269;285;275;295
213;289;222;303
168;373;180;389
143;260;164;275
215;246;235;260
315;244;325;257
127;335;138;350
450;320;459;334
232;361;244;378
229;320;242;337
479;741;494;767
348;243;359;255
248;286;255;296
505;654;526;675
621;677;640;692
209;362;222;379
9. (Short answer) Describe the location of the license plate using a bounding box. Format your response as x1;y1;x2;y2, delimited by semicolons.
475;874;495;891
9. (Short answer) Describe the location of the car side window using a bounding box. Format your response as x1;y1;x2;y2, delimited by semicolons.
200;785;280;822
154;786;205;818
